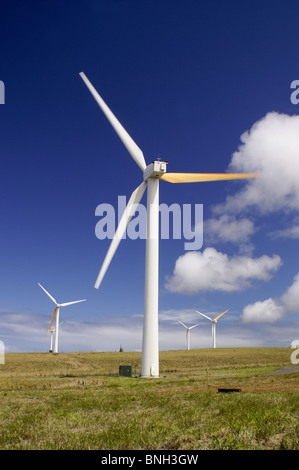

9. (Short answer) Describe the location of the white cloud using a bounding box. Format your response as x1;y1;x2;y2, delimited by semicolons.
165;247;282;294
204;214;256;244
241;272;299;324
0;311;144;353
158;308;198;324
213;112;299;215
281;273;299;313
1;307;297;352
269;225;299;240
241;298;285;323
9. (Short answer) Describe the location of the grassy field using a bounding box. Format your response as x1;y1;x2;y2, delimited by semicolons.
0;347;298;450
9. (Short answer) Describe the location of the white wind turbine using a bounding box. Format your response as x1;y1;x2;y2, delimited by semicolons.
179;321;200;350
38;283;86;354
196;309;229;348
79;71;258;377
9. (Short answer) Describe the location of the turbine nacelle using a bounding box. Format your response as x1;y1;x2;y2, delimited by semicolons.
143;161;167;181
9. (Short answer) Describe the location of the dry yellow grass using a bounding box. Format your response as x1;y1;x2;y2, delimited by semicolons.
0;347;298;450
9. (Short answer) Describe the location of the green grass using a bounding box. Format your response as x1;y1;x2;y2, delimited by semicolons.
0;348;298;449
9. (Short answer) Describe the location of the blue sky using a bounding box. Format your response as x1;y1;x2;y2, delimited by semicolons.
1;0;299;353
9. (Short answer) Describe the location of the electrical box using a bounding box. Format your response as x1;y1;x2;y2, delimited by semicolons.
119;365;132;377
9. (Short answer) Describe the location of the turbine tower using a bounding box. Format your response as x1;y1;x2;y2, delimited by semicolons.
179;321;200;350
196;309;229;348
49;327;54;353
38;283;86;354
48;322;63;353
79;71;258;377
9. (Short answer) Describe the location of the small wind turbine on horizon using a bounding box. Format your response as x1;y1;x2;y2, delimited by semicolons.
38;283;86;354
79;71;258;377
196;309;229;348
179;321;200;350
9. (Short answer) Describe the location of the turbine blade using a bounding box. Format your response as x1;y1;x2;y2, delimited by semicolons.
38;283;57;305
94;181;147;289
179;321;188;329
160;172;258;183
189;323;200;329
214;309;229;322
48;307;58;332
196;311;213;322
60;299;86;307
79;72;147;171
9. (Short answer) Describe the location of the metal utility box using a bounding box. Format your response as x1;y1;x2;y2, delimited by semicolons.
119;365;132;377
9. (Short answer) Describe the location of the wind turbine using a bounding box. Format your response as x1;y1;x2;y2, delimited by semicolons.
179;321;200;350
79;71;258;377
196;309;229;348
38;283;86;354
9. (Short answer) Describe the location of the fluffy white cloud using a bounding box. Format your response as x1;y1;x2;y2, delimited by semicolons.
241;272;299;323
281;273;299;313
213;112;299;215
241;298;285;323
165;247;282;294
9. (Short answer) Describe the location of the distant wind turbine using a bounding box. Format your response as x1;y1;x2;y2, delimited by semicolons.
196;309;229;348
79;71;258;377
179;321;200;350
38;283;86;353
